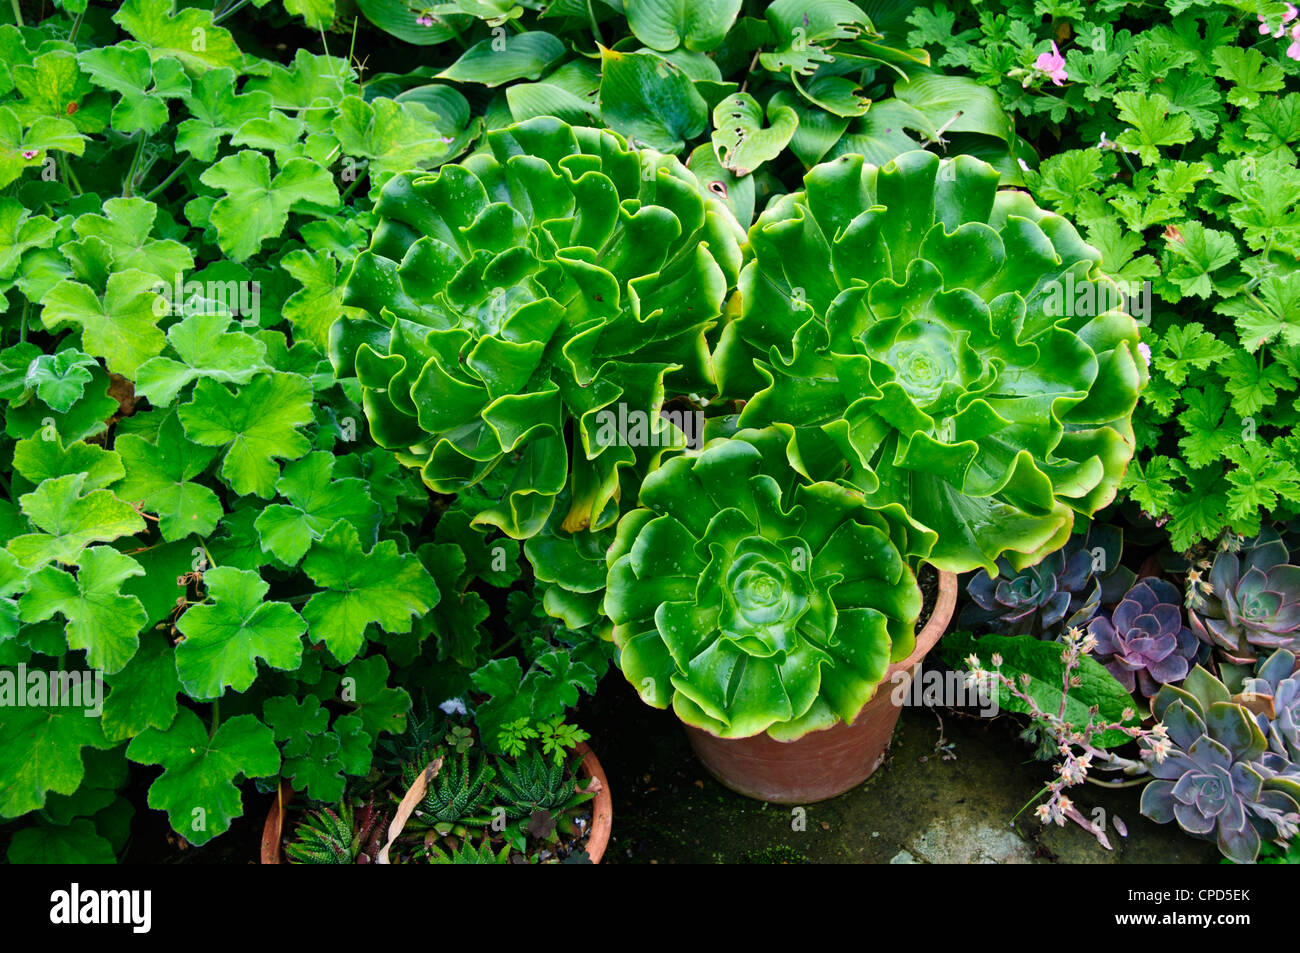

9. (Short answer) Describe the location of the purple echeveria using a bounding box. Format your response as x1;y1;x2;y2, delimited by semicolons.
1140;675;1300;863
1188;530;1300;664
961;523;1134;638
1089;578;1202;697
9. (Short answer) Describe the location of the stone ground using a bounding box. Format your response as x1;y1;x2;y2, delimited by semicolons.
577;679;1221;865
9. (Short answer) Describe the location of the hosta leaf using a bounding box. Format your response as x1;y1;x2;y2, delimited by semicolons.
114;413;222;541
174;566;306;699
135;311;270;406
126;709;279;845
598;47;708;153
198;151;339;261
626;0;743;52
8;473;146;569
39;269;165;377
301;520;439;662
177;372;315;499
710;91;797;177
436;31;565;86
19;547;147;675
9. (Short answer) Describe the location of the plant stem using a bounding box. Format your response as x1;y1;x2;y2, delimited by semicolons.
143;156;192;200
209;699;221;740
121;133;150;198
212;0;250;26
68;7;85;43
8;0;21;28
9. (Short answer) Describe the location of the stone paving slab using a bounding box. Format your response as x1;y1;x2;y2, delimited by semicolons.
580;681;1220;864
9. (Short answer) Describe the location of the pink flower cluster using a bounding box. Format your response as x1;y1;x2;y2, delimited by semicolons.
1259;3;1300;60
1034;41;1068;85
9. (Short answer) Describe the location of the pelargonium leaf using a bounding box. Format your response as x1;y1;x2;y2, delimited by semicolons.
173;566;306;699
126;709;279;845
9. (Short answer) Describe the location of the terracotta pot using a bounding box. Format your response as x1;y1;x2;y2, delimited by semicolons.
685;569;958;804
260;741;613;864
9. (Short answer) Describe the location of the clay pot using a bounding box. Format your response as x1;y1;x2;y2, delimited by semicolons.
260;741;613;864
685;569;959;804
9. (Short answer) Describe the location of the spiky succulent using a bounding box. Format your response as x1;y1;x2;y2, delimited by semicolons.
284;798;386;864
1087;578;1204;697
961;522;1135;637
404;750;497;827
492;749;583;820
1189;530;1300;664
604;427;934;741
1140;668;1300;863
423;835;512;865
716;150;1146;575
333;116;744;540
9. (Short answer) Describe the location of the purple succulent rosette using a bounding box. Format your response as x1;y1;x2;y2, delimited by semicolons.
1140;668;1300;863
1089;578;1202;697
960;523;1134;638
1189;530;1300;664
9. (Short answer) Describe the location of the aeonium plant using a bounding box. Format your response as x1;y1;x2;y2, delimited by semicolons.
716;150;1147;576
332;116;745;541
602;427;936;741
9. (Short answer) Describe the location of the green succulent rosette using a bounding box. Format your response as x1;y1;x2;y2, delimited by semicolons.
333;117;745;539
715;150;1146;575
603;427;936;741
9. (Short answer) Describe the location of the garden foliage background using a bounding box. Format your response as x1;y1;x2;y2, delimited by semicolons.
0;0;1297;861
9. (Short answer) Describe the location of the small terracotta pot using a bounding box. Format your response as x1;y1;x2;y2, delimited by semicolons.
260;741;613;864
685;569;958;804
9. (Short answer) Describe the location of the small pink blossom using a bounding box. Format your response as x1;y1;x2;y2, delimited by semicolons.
1289;22;1300;61
415;13;434;26
1034;42;1068;86
1138;341;1151;367
21;149;37;159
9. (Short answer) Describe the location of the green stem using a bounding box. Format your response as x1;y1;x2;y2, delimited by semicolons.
339;172;364;204
121;133;150;198
143;156;192;200
585;0;601;46
8;0;21;28
209;699;221;740
212;0;250;25
68;7;85;44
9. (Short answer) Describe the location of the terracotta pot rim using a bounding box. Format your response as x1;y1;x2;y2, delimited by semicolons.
687;567;959;745
260;741;613;864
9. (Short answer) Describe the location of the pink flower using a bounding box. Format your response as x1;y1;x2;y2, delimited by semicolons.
1289;22;1300;61
1262;4;1298;37
1034;41;1068;86
415;14;433;26
1138;342;1151;367
21;150;37;159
